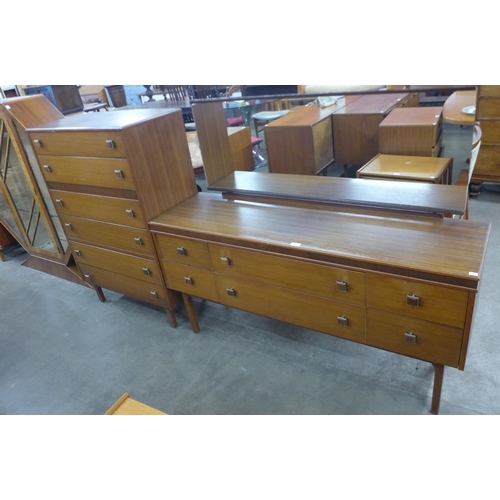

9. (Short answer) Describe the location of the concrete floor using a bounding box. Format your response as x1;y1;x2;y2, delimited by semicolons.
1;123;499;415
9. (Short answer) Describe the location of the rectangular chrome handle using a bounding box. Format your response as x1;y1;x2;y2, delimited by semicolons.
74;249;82;256
404;332;417;344
106;139;115;149
55;199;64;206
220;256;231;266
337;316;348;327
64;223;73;230
114;169;124;179
184;277;193;285
150;291;159;298
335;281;347;292
406;295;420;307
43;165;51;173
134;237;143;246
125;209;135;218
33;139;43;148
177;247;186;256
142;267;151;276
226;288;236;297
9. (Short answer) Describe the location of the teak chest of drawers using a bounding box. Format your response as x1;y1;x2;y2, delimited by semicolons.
27;108;198;326
150;192;490;414
379;106;444;157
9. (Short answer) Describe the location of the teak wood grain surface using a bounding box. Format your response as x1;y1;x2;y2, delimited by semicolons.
208;171;467;216
150;192;489;289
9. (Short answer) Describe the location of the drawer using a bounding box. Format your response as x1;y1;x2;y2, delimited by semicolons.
161;261;219;302
473;145;500;175
209;245;365;306
154;234;212;270
215;274;366;343
366;309;463;367
79;263;170;307
70;242;162;285
366;275;468;328
478;85;500;97
50;190;146;228
29;131;125;158
38;155;135;190
478;122;500;145
59;215;153;256
476;98;500;121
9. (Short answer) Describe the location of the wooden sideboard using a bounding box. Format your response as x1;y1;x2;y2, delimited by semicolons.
471;85;500;197
26;108;199;326
150;191;490;414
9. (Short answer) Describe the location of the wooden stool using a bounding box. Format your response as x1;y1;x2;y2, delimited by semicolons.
357;154;453;185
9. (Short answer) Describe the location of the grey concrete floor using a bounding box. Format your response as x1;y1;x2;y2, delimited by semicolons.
1;123;499;415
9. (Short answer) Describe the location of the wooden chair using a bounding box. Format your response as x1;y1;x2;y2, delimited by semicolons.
159;85;189;101
455;123;482;220
192;85;223;99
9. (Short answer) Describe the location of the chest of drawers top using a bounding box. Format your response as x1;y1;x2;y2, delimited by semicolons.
149;192;490;290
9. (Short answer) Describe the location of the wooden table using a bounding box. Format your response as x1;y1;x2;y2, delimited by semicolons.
105;392;166;415
443;90;477;126
150;191;490;414
357;154;453;185
208;171;467;217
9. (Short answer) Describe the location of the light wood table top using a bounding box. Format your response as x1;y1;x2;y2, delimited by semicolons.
150;192;489;289
443;90;477;126
105;393;167;415
357;154;453;185
208;171;467;216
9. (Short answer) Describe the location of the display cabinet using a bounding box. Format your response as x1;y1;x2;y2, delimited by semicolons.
0;95;85;284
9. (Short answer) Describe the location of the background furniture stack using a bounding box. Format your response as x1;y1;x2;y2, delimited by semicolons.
26;108;199;326
22;85;83;115
471;85;500;197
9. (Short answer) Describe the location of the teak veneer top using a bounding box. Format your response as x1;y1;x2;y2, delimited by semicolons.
150;192;490;289
380;106;443;126
208;172;466;215
25;108;180;131
333;93;410;115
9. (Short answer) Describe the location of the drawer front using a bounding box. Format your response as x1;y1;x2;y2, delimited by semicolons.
154;234;212;270
215;274;366;343
79;263;170;307
478;86;500;97
29;131;125;158
366;309;463;367
209;245;365;306
70;242;162;285
366;275;468;328
59;215;153;256
38;155;135;190
161;261;219;302
50;190;146;228
473;145;500;175
478;122;500;145
476;98;500;121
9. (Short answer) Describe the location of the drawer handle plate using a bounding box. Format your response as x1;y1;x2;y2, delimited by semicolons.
226;288;236;297
33;139;43;148
337;316;348;327
220;256;231;266
74;250;82;256
404;332;417;344
55;199;64;206
177;247;187;256
43;165;51;173
184;277;193;285
64;223;73;230
150;291;159;298
335;281;347;292
125;209;135;218
106;139;115;149
406;295;420;307
114;169;124;179
142;267;151;276
84;273;92;280
134;237;143;246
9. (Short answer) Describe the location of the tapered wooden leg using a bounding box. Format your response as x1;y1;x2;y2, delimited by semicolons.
431;363;444;415
166;308;177;328
182;293;200;333
94;285;106;303
0;250;5;262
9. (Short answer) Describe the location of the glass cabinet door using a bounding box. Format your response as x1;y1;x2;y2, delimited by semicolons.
0;113;66;260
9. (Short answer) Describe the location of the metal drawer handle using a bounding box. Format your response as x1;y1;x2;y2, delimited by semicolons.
150;291;159;298
335;281;347;292
142;267;151;276
114;169;124;179
134;237;143;246
43;165;51;173
74;250;82;257
220;256;231;266
337;316;348;327
404;332;417;344
84;273;92;280
55;199;64;206
177;247;187;256
226;288;236;297
33;139;43;148
125;209;135;218
184;277;193;285
106;139;115;149
64;223;73;230
406;294;420;307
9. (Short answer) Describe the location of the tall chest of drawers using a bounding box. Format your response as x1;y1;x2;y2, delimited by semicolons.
150;192;490;413
471;85;500;196
27;108;198;326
